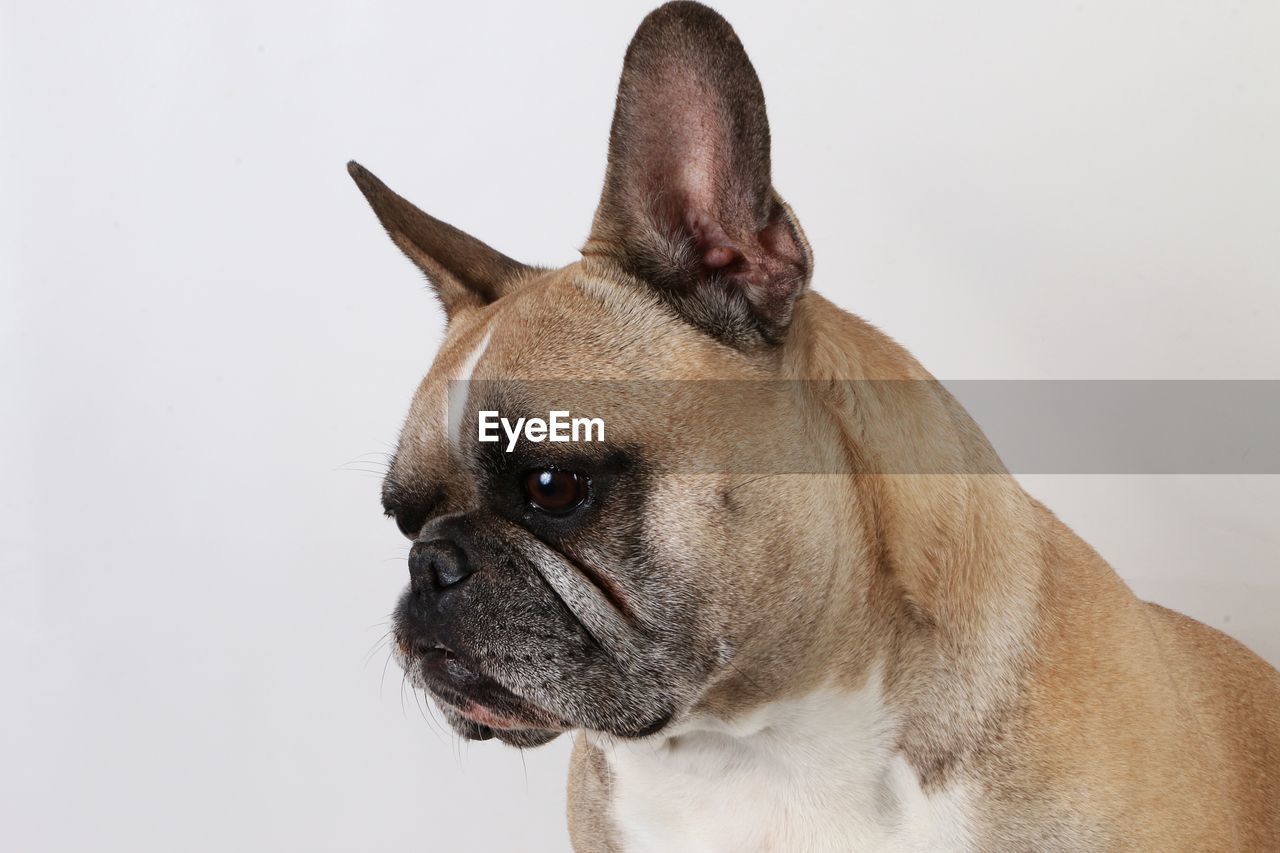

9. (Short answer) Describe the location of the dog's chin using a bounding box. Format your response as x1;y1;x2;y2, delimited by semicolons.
437;703;563;747
398;643;679;747
405;649;584;748
437;699;673;746
432;690;568;746
427;681;672;745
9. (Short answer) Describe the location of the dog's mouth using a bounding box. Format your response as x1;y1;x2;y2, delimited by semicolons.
399;638;675;744
413;645;571;736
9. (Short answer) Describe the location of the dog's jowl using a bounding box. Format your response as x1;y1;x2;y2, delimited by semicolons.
349;2;1280;850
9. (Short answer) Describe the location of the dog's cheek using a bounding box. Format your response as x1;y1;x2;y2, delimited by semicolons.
639;477;743;641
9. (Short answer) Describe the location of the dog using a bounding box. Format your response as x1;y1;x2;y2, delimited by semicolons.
349;2;1280;849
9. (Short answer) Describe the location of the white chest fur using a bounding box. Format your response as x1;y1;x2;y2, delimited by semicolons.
596;672;974;853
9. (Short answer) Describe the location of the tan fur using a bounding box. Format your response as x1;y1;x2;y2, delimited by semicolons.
554;283;1279;851
351;2;1279;845
410;268;1280;850
568;733;623;853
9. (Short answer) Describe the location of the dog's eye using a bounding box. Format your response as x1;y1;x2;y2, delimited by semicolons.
523;469;588;515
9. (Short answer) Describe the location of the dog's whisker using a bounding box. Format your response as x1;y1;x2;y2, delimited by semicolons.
411;681;431;724
336;452;394;470
363;630;394;669
380;649;395;700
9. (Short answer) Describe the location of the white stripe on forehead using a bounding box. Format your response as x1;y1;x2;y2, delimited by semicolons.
446;325;493;449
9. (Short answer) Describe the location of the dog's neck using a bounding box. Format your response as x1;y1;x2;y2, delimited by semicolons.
595;295;1058;847
789;293;1050;784
594;662;976;852
692;292;1049;785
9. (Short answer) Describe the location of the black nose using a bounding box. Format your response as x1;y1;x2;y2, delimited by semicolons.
408;540;474;590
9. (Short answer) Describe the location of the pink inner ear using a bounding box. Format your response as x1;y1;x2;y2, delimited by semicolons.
687;209;741;270
703;246;736;269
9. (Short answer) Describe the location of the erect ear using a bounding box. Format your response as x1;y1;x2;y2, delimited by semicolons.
347;161;533;320
586;1;812;345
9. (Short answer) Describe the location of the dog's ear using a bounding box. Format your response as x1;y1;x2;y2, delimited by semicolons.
348;161;532;319
586;1;812;345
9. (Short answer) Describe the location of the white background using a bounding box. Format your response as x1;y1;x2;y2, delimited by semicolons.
3;1;1278;851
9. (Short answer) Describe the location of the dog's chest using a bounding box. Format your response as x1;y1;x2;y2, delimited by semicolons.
598;685;974;853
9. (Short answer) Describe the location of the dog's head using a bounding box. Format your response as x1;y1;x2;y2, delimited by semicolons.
350;2;857;747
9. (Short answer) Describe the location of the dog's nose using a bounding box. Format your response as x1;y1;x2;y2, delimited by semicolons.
408;540;474;590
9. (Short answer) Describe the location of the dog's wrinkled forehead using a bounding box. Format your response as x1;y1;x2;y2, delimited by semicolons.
389;269;751;483
423;270;751;400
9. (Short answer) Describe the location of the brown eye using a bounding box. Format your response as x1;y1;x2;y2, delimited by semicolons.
523;469;588;514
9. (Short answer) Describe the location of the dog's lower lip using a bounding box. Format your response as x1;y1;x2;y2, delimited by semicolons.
443;697;553;731
436;689;569;732
418;648;568;731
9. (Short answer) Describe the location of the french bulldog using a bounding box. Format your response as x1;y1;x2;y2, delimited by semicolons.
349;2;1280;850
